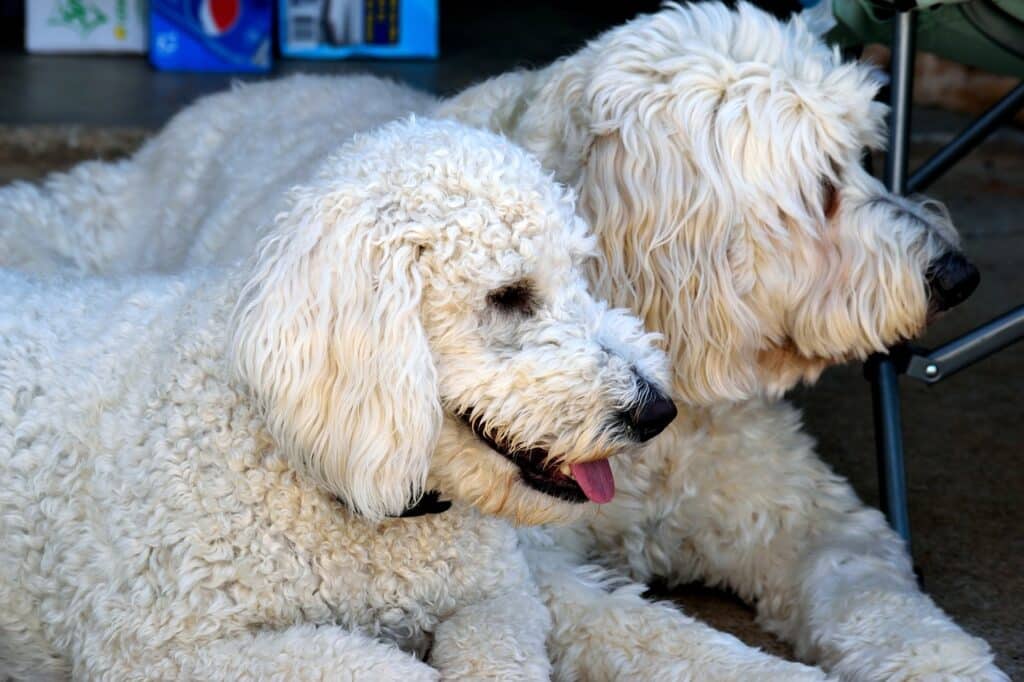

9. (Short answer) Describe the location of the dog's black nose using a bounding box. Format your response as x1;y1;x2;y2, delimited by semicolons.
926;252;980;312
626;389;677;442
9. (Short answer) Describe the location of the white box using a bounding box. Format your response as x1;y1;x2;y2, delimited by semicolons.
26;0;148;53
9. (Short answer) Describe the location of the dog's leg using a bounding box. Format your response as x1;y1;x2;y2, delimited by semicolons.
83;624;440;681
521;530;828;681
429;584;552;681
584;400;1006;681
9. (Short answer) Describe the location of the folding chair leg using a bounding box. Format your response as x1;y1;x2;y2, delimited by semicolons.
886;10;917;196
867;8;918;545
869;356;912;541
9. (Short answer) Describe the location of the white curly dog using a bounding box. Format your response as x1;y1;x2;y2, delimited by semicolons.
0;2;1005;680
0;118;680;679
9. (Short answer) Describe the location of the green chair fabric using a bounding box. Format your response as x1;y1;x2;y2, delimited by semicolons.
828;0;1024;77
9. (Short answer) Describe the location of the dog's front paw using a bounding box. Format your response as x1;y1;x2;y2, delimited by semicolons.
835;633;1007;682
751;659;834;682
618;650;832;681
888;644;1008;682
954;662;1012;682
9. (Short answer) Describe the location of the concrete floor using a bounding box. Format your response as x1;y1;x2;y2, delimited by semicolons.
0;1;1021;674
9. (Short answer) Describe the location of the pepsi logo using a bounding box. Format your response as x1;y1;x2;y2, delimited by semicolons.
199;0;241;36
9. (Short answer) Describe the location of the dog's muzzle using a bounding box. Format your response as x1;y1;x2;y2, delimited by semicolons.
927;251;980;313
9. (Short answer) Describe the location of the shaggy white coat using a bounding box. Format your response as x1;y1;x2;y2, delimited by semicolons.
0;2;1007;679
0;118;676;679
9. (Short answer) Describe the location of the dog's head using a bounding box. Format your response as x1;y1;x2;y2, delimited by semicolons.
554;2;977;404
231;118;673;524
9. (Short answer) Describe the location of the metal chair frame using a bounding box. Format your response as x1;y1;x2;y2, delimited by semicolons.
867;9;1024;547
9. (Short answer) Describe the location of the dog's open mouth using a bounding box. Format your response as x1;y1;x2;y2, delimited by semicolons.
457;410;615;504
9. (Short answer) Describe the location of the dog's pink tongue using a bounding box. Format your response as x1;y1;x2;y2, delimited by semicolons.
569;460;615;504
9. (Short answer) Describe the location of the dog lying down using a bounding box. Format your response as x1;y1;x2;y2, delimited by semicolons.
0;118;675;680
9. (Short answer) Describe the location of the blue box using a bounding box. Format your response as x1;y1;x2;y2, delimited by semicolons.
150;0;272;72
279;0;438;59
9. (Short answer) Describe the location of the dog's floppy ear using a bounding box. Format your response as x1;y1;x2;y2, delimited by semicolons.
580;104;762;406
231;184;439;520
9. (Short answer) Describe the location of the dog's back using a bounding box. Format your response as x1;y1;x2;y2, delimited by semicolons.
0;75;438;276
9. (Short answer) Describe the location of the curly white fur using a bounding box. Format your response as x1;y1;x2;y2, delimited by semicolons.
0;118;674;679
0;2;1007;680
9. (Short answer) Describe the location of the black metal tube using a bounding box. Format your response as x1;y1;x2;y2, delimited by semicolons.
907;304;1024;383
908;82;1024;194
884;11;917;194
871;356;912;541
867;8;917;544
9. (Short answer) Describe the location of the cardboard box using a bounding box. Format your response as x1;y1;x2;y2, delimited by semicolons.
279;0;438;59
150;0;272;72
26;0;148;53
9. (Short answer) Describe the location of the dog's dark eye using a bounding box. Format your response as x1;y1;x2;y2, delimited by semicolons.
822;179;839;220
487;281;536;315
